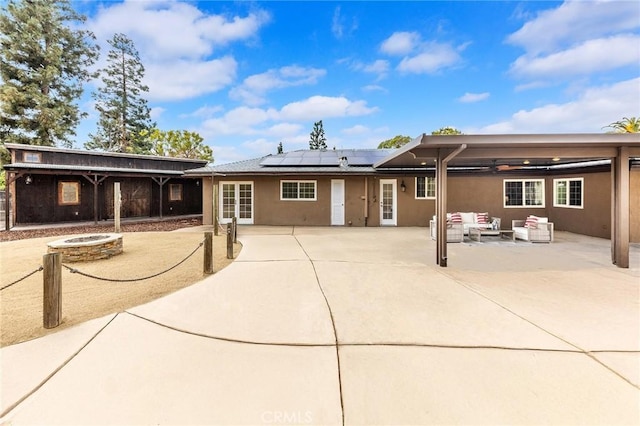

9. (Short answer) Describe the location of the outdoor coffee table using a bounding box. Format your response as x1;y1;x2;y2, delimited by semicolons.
469;227;515;242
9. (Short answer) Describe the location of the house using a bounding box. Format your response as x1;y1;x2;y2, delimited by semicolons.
184;133;639;268
3;143;207;227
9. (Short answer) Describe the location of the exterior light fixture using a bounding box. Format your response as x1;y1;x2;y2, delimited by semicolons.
400;180;406;192
420;161;427;166
552;157;560;162
523;160;530;165
25;175;32;184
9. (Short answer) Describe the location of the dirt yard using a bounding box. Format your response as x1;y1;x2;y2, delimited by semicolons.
0;220;241;347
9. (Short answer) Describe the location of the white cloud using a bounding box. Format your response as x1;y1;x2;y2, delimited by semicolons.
331;6;358;39
458;92;490;103
200;106;278;136
266;123;304;138
510;35;640;78
86;1;270;101
471;78;640;134
150;106;165;120
341;125;370;135
362;84;387;93
145;57;237;101
279;96;378;121
397;43;461;74
180;105;224;119
507;1;640;55
229;66;326;105
380;31;420;56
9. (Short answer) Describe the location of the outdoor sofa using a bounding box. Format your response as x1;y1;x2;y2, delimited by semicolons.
430;212;500;243
512;216;554;242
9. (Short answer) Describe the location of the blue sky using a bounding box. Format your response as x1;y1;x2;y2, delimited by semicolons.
74;1;640;164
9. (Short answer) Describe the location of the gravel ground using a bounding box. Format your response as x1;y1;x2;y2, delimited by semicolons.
0;217;241;347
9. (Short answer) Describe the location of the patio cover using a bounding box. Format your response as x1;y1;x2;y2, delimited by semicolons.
375;133;640;268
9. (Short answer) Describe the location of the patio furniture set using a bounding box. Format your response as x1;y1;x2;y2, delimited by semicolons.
429;212;554;243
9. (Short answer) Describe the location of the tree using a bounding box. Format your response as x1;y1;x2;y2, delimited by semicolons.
140;128;213;161
604;116;639;133
0;0;98;147
277;141;284;154
309;120;327;150
377;135;411;149
86;33;153;154
432;126;463;135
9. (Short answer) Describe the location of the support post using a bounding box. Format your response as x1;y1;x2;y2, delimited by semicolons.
436;151;447;267
612;147;630;268
232;216;237;243
226;223;233;259
4;175;10;231
213;181;219;236
114;182;121;233
204;231;213;274
43;252;62;329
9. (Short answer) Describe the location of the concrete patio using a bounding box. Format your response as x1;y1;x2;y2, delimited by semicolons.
1;226;639;425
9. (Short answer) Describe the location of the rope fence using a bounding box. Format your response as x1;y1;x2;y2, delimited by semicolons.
62;239;205;283
0;266;43;291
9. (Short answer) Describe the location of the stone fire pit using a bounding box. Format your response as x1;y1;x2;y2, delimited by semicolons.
47;233;123;262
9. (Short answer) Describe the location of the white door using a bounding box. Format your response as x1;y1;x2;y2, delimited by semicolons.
379;179;397;226
219;182;253;224
331;179;345;225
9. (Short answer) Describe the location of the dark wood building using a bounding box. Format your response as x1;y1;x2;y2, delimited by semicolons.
3;143;208;227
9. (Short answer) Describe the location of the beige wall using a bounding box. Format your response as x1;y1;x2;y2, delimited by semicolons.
201;169;640;242
201;176;213;225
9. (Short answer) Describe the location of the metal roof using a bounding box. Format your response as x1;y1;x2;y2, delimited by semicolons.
4;143;209;165
4;162;185;176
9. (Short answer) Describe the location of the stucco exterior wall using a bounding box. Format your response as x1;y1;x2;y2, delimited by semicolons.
202;169;639;242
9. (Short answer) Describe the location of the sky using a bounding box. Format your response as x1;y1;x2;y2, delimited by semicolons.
72;0;640;164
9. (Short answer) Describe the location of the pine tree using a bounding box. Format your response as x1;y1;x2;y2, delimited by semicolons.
86;33;154;153
0;0;98;147
309;120;327;150
277;141;284;154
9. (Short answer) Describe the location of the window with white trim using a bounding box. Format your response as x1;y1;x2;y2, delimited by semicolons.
503;179;545;207
23;152;41;163
554;178;583;208
280;180;317;201
415;176;436;199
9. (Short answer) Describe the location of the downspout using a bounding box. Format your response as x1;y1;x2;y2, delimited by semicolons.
364;176;368;226
436;144;467;267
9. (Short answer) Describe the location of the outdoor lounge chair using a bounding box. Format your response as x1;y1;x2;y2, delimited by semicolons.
512;216;554;242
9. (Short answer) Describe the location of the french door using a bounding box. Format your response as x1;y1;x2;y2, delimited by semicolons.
219;182;253;224
379;179;397;226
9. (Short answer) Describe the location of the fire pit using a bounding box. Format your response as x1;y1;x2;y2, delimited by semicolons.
47;233;123;262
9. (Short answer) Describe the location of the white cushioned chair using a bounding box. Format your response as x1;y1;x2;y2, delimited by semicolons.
512;215;554;242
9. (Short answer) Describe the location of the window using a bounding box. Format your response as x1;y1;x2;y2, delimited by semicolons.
280;180;317;201
503;179;544;207
58;181;80;205
554;178;583;208
169;184;183;201
23;152;41;163
415;177;436;199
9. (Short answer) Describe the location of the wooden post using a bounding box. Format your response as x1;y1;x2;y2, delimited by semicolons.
43;252;62;329
226;223;233;259
232;216;237;243
114;182;121;233
213;182;219;236
204;231;213;274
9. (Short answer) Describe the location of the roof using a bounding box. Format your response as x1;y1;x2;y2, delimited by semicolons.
375;133;640;169
4;163;185;176
4;143;209;165
185;149;394;176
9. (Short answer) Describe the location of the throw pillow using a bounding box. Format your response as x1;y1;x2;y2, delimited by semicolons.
450;212;463;223
476;212;489;224
525;215;539;229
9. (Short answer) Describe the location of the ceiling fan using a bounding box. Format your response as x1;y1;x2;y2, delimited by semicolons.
492;160;524;172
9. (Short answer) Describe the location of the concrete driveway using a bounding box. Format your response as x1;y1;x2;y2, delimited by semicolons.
2;226;639;425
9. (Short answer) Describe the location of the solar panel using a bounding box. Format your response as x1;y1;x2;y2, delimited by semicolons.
259;149;395;167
